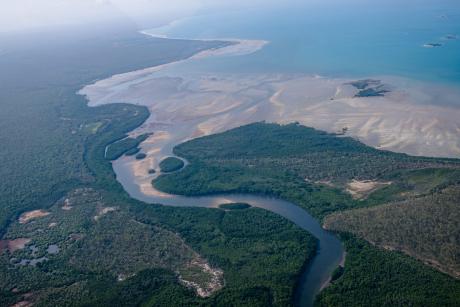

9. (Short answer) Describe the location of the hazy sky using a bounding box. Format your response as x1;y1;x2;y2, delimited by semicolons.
0;0;279;33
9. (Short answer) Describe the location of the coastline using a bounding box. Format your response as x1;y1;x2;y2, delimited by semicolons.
79;29;460;305
140;29;269;59
80;33;268;107
79;31;460;206
80;32;347;307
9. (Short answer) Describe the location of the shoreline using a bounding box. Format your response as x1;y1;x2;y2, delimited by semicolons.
79;31;460;209
79;30;460;305
140;29;269;59
80;33;269;108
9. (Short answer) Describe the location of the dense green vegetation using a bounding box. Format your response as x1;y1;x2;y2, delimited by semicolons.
105;133;151;160
0;26;317;306
135;205;317;306
172;122;458;182
154;122;459;219
316;234;460;306
2;20;460;307
363;167;460;206
324;185;460;278
35;269;199;307
159;157;185;173
219;203;252;210
154;121;460;305
1;187;314;306
135;153;147;160
0;25;229;235
155;160;354;219
0;189;198;304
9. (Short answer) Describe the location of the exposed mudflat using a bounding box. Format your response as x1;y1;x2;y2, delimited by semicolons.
82;64;460;198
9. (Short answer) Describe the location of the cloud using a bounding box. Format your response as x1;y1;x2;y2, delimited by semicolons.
0;0;205;32
0;0;289;33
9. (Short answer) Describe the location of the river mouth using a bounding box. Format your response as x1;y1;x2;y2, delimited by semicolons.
79;37;459;305
79;7;460;302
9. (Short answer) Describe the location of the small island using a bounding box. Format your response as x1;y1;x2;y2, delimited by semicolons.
159;157;185;173
135;153;147;160
219;203;252;210
444;34;458;40
348;79;389;97
148;169;156;174
105;133;151;160
423;43;442;48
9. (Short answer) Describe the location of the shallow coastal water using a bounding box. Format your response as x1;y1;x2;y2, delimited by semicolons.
148;0;460;84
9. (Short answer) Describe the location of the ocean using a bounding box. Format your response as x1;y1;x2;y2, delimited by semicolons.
146;0;460;84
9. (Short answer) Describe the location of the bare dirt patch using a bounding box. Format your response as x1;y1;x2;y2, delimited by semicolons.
0;238;31;253
93;207;117;221
19;210;50;224
61;198;73;210
346;179;391;199
9;238;32;252
11;301;33;307
178;257;224;298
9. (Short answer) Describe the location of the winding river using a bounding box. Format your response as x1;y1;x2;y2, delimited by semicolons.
84;30;345;307
112;154;345;307
83;2;460;302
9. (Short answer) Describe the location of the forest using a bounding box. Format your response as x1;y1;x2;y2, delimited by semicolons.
1;187;314;306
1;18;460;307
154;121;460;305
316;234;460;306
159;157;186;173
0;24;229;236
0;26;315;306
154;122;460;219
324;184;460;278
105;133;152;161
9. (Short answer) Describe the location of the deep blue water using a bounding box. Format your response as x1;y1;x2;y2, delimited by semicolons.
149;0;460;84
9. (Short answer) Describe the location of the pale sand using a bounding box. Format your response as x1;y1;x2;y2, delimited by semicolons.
140;29;269;59
11;301;33;307
0;238;32;253
190;39;268;58
346;180;392;200
80;39;460;200
19;210;50;224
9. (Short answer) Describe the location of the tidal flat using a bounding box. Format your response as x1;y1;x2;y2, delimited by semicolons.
80;39;460;200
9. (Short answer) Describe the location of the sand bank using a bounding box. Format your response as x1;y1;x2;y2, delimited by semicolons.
80;36;460;199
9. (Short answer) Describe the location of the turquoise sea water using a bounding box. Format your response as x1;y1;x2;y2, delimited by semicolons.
150;0;460;84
